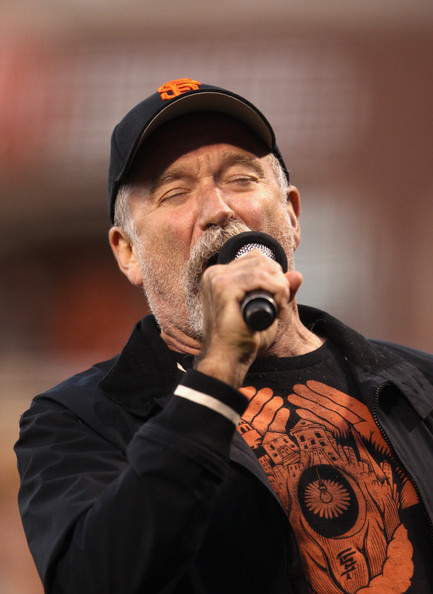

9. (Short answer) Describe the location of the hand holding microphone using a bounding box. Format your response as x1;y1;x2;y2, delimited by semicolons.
216;231;288;331
197;231;300;387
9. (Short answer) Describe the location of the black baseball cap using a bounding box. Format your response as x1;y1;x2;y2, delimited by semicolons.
108;78;289;223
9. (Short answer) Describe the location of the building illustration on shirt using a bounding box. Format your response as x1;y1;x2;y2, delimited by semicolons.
239;381;418;594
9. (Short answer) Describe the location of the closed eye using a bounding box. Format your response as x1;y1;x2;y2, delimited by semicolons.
228;174;259;184
224;173;261;191
158;187;190;204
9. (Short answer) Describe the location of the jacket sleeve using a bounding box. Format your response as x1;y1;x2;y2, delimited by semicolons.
15;369;248;593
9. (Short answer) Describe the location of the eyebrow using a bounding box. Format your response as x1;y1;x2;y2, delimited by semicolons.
218;152;266;179
148;151;267;196
148;168;192;195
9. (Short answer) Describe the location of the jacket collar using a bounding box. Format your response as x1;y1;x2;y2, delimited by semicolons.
99;315;182;418
300;306;433;418
299;305;400;370
99;305;433;419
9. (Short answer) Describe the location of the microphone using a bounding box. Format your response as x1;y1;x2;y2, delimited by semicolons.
217;231;288;331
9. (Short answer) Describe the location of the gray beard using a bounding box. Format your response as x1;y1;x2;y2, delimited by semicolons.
183;217;295;340
183;220;252;339
138;215;295;341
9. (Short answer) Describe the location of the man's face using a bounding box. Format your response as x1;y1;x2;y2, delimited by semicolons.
123;113;300;340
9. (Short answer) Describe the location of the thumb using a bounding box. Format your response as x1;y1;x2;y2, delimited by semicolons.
286;270;303;302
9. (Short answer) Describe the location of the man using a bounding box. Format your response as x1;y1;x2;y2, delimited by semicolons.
16;78;433;593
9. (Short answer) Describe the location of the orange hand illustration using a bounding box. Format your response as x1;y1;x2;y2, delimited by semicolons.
241;386;290;437
287;380;389;453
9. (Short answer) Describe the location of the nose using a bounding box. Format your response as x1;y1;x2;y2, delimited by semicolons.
196;182;235;230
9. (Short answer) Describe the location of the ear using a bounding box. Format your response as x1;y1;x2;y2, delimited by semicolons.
286;186;301;248
108;226;143;287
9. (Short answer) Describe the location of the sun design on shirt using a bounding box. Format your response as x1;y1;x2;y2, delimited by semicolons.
304;477;351;519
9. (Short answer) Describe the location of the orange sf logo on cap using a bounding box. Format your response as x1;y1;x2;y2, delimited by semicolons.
158;78;201;100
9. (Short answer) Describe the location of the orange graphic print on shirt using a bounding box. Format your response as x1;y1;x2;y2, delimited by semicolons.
238;381;419;594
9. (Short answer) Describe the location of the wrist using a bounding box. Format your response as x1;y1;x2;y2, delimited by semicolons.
194;351;253;389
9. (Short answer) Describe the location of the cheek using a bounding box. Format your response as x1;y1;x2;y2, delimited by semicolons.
239;194;284;230
230;195;263;227
140;214;192;264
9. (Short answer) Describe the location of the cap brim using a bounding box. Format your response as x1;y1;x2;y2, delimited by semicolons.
134;90;275;161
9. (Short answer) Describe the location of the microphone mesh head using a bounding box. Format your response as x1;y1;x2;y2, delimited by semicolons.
235;243;276;261
216;231;287;272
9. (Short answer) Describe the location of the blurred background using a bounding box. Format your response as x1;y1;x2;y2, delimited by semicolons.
1;1;432;591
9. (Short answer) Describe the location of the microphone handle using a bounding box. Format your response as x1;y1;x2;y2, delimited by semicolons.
241;291;278;331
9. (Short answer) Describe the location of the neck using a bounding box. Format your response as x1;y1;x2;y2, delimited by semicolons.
160;301;323;359
264;302;324;357
160;325;203;356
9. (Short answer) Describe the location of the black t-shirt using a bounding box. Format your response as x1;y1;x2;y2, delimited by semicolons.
238;341;433;593
174;342;433;592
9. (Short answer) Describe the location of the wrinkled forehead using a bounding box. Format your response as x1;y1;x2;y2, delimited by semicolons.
126;112;271;184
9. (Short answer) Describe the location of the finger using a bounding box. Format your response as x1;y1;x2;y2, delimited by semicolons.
253;395;284;435
292;383;364;425
241;387;274;423
269;407;291;434
306;380;371;421
240;386;257;401
241;386;290;433
287;392;353;433
202;256;290;332
286;270;303;302
225;252;291;310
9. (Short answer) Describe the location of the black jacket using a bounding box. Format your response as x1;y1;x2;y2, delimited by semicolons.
15;306;433;593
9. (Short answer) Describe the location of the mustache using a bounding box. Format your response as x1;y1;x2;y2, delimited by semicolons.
184;220;252;293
